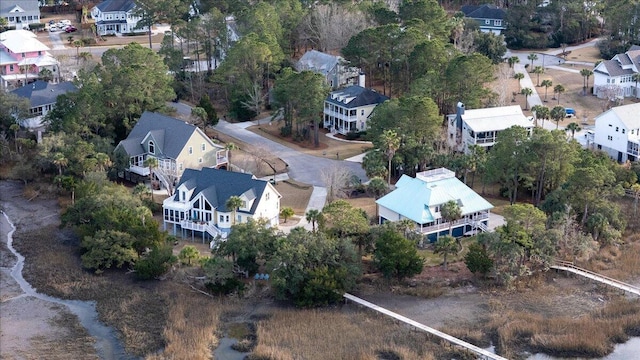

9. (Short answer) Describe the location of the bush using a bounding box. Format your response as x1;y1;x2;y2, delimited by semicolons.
280;125;292;137
134;244;177;280
205;277;245;295
345;132;360;140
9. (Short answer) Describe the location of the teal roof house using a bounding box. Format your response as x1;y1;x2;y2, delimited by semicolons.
376;168;493;241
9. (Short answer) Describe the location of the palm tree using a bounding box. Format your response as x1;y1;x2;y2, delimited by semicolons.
508;56;520;68
580;69;594;95
39;68;53;82
73;40;83;64
631;183;640;215
533;66;544;86
143;157;158;202
224;142;238;171
434;235;458;270
553;84;565;105
532;105;549;128
527;53;538;70
280;207;294;223
52;152;68;175
541;79;553;102
520;87;533;110
305;209;321;232
566;122;581;138
551;106;565;129
513;72;525;86
632;72;640;98
78;51;93;63
133;183;151;201
225;195;243;225
441;200;462;237
380;129;400;186
67;35;74;44
94;152;112;172
367;177;388;199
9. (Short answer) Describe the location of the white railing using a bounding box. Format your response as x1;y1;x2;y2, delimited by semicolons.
129;165;150;176
181;220;227;239
418;213;490;234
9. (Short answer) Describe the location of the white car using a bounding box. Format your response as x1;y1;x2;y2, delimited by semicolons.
49;24;59;32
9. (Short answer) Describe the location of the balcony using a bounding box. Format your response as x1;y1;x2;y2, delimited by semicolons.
324;110;358;121
180;220;227;239
129;165;150;176
417;213;490;234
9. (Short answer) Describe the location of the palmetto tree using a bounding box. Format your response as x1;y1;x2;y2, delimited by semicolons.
143;156;158;202
380;129;400;186
527;53;538;70
434;235;458;270
553;84;565;105
566;122;581;138
508;56;520;68
441;200;462;237
513;72;525;86
224;142;238;171
73;40;83;64
225;195;243;225
520;87;533;110
541;79;553;102
580;69;594;95
533;66;544;86
78;52;93;63
305;209;321;232
94;152;113;172
632;72;640;98
52;152;68;175
536;105;550;128
551;106;565;129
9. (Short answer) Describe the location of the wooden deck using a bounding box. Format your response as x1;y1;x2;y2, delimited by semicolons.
551;261;640;296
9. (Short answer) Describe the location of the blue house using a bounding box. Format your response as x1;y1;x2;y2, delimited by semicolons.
376;168;493;242
461;4;506;35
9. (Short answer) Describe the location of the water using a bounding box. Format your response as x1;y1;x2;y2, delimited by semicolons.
527;338;640;360
2;212;132;360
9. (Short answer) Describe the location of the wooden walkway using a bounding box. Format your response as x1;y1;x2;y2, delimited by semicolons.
343;293;508;360
551;261;640;296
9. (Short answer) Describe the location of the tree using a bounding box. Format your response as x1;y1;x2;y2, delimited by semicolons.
631;183;640;215
532;66;544;86
178;245;200;266
39;68;54;82
280;207;294;223
566;122;581;138
507;56;520;68
580;68;594;95
217;219;277;275
81;230;138;274
321;165;352;203
226;196;244;225
367;177;388;199
362;150;388;179
520;87;533;110
531;105;549;128
441;200;462;236
135;243;176;280
473;32;507;64
553;84;565;105
224;142;238;171
551;106;565;129
633;72;640;98
433;235;457;270
143;157;158;201
486;126;529;205
373;224;423;280
513;72;524;87
94;152;112;172
52;152;68;175
198;95;218;127
465;242;493;277
380;129;400;185
300;3;369;52
305;209;322;233
527;53;538;70
541;79;553;102
73;40;83;64
190;106;208;131
321;200;369;243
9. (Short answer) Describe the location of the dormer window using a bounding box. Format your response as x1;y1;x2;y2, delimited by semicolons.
181;191;185;201
149;140;155;154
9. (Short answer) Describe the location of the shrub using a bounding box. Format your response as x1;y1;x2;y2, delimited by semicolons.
134;244;177;280
280;125;292;137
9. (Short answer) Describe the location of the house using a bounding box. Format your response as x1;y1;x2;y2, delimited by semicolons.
460;4;506;35
10;80;77;131
114;111;228;187
447;103;534;154
376;168;493;242
295;50;359;89
90;0;147;36
592;45;640;99
593;102;640;163
323;80;389;136
1;0;40;30
0;30;60;89
162;168;282;243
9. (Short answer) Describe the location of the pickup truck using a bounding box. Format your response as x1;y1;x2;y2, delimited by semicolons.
565;108;576;118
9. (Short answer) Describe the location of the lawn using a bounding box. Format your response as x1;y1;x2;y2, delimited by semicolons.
274;179;313;215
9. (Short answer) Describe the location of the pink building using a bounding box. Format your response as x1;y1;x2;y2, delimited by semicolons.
0;29;60;89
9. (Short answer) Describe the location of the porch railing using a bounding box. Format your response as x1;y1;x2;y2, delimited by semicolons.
180;220;227;239
418;213;490;234
129;165;150;176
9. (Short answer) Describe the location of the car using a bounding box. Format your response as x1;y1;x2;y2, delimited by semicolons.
48;20;55;25
48;24;59;31
59;19;71;25
565;108;576;118
64;25;77;33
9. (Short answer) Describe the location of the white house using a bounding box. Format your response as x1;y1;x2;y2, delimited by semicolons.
593;102;640;163
460;4;506;35
10;80;77;132
323;80;389;136
295;50;359;89
592;45;640;99
376;168;494;242
114;112;228;187
162;168;282;243
90;0;147;36
447;103;534;154
1;0;40;29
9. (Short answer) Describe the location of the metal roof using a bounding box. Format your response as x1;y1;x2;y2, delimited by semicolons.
0;29;50;54
461;105;533;132
296;50;340;76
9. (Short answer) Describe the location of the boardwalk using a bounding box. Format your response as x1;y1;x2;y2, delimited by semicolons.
343;293;508;360
551;261;640;296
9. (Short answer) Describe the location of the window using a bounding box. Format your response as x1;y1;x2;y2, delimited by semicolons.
9;17;14;22
266;192;270;201
198;157;203;163
9;65;13;71
225;215;229;222
609;124;612;127
188;146;193;154
485;19;490;24
622;129;626;134
181;191;185;201
361;109;364;116
237;214;241;222
179;163;183;170
201;143;206;151
22;53;25;58
219;215;224;222
148;141;155;154
241;201;246;208
616;127;619;132
495;20;502;26
607;135;613;141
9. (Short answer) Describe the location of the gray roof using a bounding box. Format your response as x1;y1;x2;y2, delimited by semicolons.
296;50;340;76
95;0;135;13
461;4;505;20
1;0;39;15
325;85;389;109
10;80;77;107
597;46;640;77
117;111;204;159
174;168;268;214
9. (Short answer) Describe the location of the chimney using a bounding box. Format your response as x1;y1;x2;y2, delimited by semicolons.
358;72;365;87
456;102;465;130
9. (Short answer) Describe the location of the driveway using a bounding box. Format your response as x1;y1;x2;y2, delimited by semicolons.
48;30;65;50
